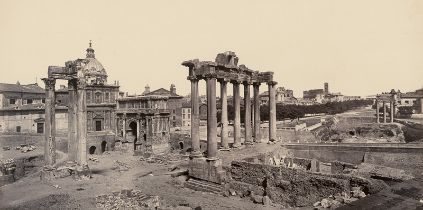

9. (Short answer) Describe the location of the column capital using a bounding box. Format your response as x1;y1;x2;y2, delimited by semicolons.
218;78;230;83
253;82;261;87
203;73;217;79
42;78;56;90
267;81;278;86
243;81;253;86
231;79;242;84
187;76;199;81
77;78;87;89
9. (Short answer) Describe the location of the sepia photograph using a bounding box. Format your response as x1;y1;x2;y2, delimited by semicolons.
0;0;423;209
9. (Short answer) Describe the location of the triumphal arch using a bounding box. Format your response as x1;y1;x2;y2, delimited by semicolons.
182;51;277;184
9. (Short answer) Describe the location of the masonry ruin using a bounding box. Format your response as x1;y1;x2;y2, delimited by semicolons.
376;90;399;124
40;58;91;180
181;51;277;184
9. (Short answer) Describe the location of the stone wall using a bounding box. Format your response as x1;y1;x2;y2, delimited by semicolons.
227;159;385;207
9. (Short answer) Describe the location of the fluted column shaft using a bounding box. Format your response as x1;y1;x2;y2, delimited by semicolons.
189;78;202;157
390;102;394;123
233;81;241;148
76;79;88;166
253;83;261;142
244;82;252;144
268;81;277;142
67;79;78;162
206;77;218;160
383;101;387;123
219;79;229;150
43;78;56;166
376;99;380;123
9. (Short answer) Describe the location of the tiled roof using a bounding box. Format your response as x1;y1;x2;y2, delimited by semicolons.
0;83;44;94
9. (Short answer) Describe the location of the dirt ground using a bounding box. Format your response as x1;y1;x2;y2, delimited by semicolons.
0;141;302;210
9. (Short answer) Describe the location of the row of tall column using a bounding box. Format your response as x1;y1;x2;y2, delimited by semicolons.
189;76;277;160
376;100;395;123
42;77;88;168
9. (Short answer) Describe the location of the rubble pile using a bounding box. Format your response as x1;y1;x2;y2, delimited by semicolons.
0;159;16;176
96;189;160;210
313;187;366;209
111;160;131;172
15;145;37;153
141;153;185;165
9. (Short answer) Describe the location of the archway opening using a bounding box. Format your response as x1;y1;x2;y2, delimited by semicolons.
101;141;107;153
89;146;96;154
179;142;184;150
129;121;137;150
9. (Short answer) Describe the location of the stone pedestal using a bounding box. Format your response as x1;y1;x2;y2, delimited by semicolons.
188;157;226;184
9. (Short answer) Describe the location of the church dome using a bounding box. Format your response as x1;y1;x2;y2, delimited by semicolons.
83;41;108;85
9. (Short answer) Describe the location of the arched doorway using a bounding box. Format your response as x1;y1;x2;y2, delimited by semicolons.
179;141;184;150
129;121;137;150
89;146;96;154
101;141;107;153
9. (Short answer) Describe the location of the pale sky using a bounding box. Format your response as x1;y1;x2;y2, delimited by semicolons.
0;0;422;97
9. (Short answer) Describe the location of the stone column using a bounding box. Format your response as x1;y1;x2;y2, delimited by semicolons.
376;99;380;123
219;79;229;150
232;80;241;148
189;77;202;157
390;101;394;123
206;76;218;160
421;98;423;114
136;114;140;151
76;78;88;168
42;78;56;166
383;101;387;123
253;83;261;142
122;114;126;141
67;79;78;162
268;81;277;142
244;82;253;145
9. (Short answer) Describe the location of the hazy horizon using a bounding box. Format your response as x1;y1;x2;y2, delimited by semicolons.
1;0;422;98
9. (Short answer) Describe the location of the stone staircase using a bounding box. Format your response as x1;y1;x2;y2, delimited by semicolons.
184;178;224;195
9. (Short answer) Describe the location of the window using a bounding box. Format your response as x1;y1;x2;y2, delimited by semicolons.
183;114;186;119
27;99;33;104
173;116;176;120
173;109;176;114
405;100;409;104
37;123;44;134
95;92;101;103
16;126;21;133
95;120;102;131
42;99;45;103
105;92;110;102
188;109;191;113
188;114;191;119
10;99;16;105
87;92;91;102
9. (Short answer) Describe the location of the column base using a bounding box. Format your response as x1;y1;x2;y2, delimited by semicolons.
206;156;219;161
232;142;242;148
244;141;254;145
188;157;226;184
190;150;204;159
74;164;91;180
219;147;231;151
40;165;72;181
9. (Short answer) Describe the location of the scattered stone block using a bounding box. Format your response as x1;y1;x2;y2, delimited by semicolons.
263;195;272;206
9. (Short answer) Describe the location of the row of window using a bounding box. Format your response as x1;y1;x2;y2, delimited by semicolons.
9;98;45;105
182;113;191;119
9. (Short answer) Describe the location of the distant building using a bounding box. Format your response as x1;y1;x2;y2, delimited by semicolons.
142;84;184;127
181;102;191;127
115;95;170;156
399;88;423;114
260;86;295;105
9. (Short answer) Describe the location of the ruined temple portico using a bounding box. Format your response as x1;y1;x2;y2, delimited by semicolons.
182;51;277;184
376;90;399;124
